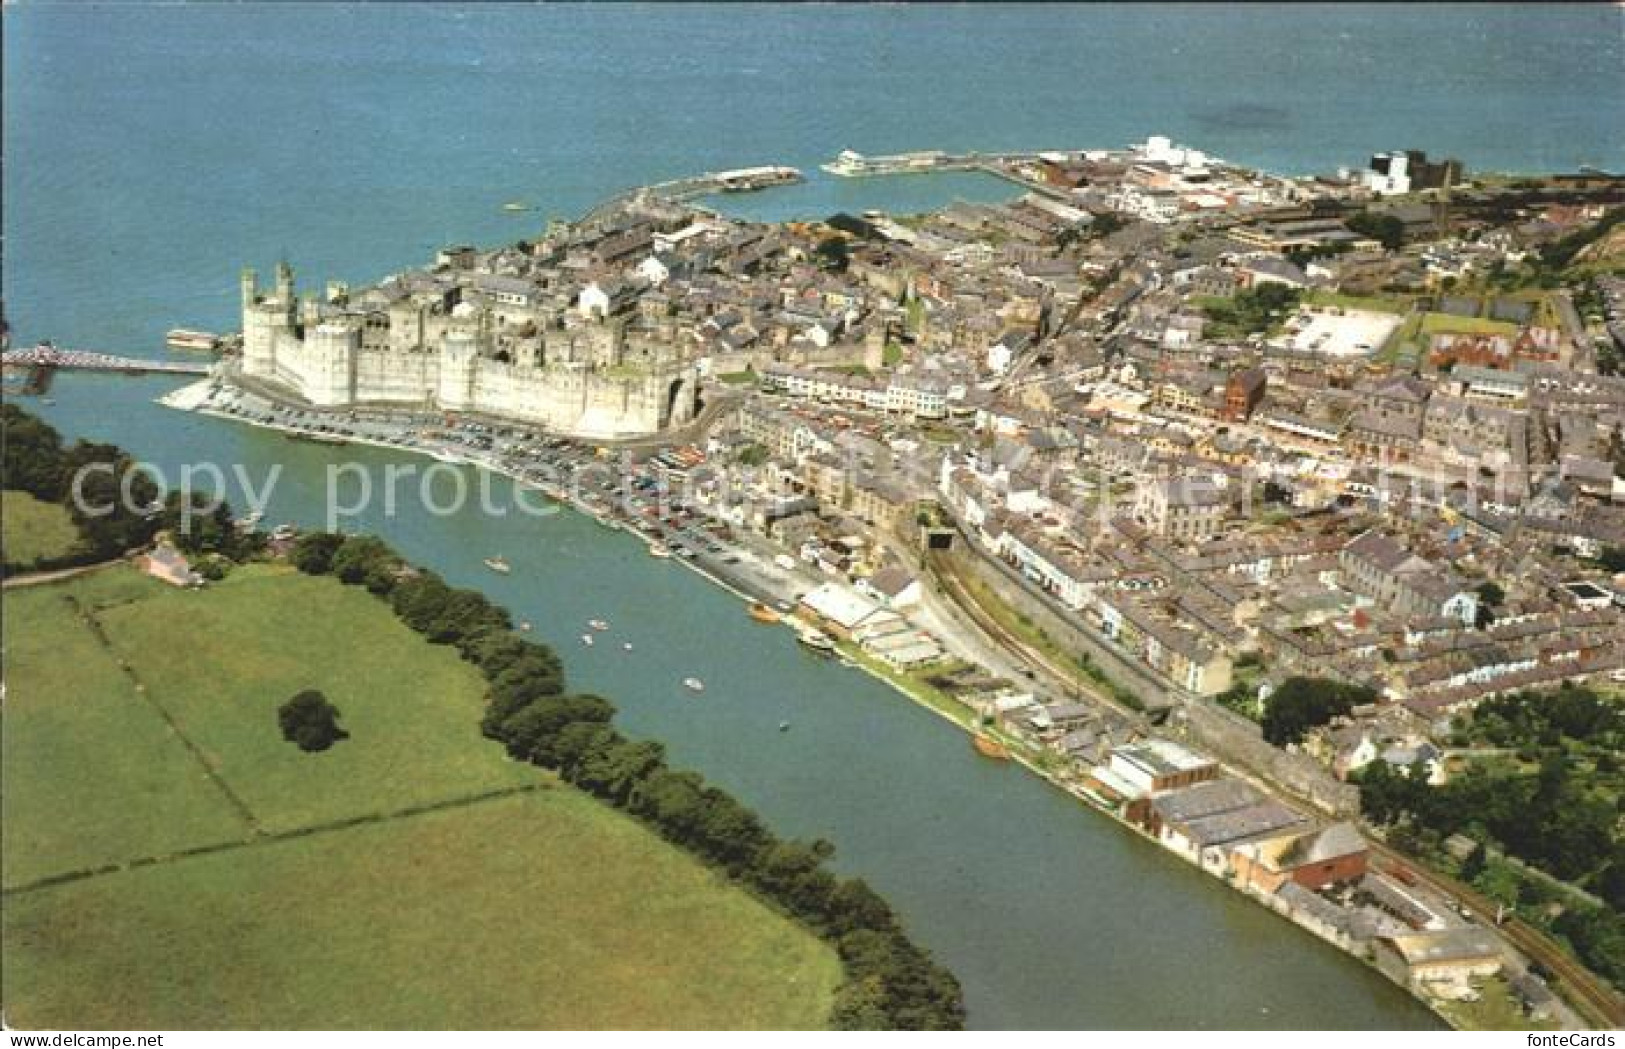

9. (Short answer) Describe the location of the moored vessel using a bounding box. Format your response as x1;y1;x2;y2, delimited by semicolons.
683;676;705;693
796;627;836;653
483;556;511;574
165;328;221;352
748;602;781;624
973;734;1011;760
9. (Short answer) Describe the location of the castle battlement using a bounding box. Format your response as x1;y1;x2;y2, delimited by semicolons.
239;265;698;437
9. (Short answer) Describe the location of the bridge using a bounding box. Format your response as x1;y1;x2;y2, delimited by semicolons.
1;345;213;376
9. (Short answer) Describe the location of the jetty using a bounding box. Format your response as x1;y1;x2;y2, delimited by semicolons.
578;165;802;226
821;148;1076;201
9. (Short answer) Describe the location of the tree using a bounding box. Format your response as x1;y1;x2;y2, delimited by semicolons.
330;535;397;592
1260;676;1375;746
0;403;67;499
291;531;345;575
1345;211;1406;250
496;693;615;765
1460;841;1488;882
278;689;348;752
814;236;851;272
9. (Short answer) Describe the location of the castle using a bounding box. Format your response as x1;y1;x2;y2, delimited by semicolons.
239;261;699;438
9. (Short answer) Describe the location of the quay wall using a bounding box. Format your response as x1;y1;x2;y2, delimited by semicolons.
1170;699;1361;818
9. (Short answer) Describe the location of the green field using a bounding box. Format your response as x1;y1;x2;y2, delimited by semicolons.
4;791;840;1029
1418;312;1520;337
2;564;839;1028
1;489;82;567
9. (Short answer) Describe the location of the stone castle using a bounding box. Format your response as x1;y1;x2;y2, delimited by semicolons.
239;262;699;438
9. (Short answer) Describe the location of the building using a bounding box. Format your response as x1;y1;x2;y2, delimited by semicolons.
1230;821;1370;893
1374;928;1504;1000
239;264;698;439
1107;739;1220;797
1222;368;1267;422
1340;529;1479;625
1135;476;1229;542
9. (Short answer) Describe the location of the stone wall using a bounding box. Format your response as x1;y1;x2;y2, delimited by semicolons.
944;541;1175;712
1171;700;1361;818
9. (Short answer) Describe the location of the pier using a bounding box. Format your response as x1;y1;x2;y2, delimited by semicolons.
821;148;1077;201
578;165;803;226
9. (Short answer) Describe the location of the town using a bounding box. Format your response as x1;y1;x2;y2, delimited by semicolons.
155;135;1625;1030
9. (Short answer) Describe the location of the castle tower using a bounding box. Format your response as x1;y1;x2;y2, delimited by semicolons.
305;321;360;407
240;264;292;379
437;328;479;411
274;261;295;307
241;268;259;312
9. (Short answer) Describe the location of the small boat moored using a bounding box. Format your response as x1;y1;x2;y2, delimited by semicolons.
683;676;705;693
648;543;673;559
797;628;836;653
166;328;221;352
748;602;782;624
588;619;610;632
581;634;594;646
973;735;1011;760
484;556;512;574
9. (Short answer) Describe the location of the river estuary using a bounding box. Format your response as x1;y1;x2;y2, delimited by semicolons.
14;1;1613;1029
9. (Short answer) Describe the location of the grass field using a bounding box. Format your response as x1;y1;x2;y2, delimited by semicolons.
1;490;82;567
2;564;839;1028
1418;312;1520;337
4;791;840;1029
91;564;535;834
2;579;250;887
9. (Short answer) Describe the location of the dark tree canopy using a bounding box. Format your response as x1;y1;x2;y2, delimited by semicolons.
278;689;348;753
1260;676;1376;746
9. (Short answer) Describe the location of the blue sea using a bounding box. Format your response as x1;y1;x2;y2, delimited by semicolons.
5;2;1622;354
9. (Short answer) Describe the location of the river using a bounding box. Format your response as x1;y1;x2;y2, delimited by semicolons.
14;1;1606;1029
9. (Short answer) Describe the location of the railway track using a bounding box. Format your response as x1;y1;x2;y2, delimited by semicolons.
1366;839;1624;1029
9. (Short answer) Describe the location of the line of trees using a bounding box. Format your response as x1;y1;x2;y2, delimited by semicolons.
1;405;263;574
2;404;161;571
290;530;965;1029
1357;684;1625;990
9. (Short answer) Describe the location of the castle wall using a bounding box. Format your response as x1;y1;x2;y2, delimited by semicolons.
355;348;437;404
238;268;697;437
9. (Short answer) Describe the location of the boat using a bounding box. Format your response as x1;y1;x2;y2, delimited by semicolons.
748;602;781;624
284;430;346;446
683;676;705;693
502;201;533;212
779;721;791;732
587;619;610;632
622;642;634;652
973;735;1011;761
648;543;672;559
581;634;594;646
483;556;511;574
796;628;836;653
519;621;532;632
165;328;221;352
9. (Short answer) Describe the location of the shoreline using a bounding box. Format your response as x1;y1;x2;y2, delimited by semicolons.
157;377;1472;1030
